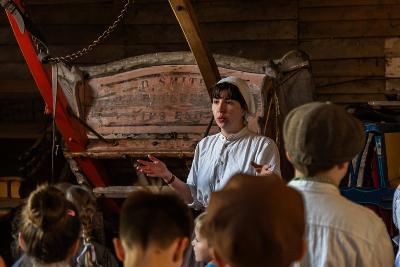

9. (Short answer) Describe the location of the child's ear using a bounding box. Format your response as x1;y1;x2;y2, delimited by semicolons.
211;248;228;267
18;232;26;251
286;151;293;162
337;161;349;171
113;238;125;262
172;237;189;263
297;239;308;261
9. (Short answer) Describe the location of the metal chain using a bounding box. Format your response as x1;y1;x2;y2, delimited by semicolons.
47;0;131;63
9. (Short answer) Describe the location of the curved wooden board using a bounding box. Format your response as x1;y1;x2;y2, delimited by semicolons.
75;52;273;157
83;54;272;139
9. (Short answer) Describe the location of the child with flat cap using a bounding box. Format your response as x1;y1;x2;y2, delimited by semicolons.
285;102;393;266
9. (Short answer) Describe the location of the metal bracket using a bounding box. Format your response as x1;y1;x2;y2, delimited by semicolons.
1;0;25;33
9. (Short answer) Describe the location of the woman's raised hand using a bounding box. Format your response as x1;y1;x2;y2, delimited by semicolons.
136;155;172;180
251;161;273;176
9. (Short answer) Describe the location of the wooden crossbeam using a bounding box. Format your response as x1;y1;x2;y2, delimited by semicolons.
169;0;220;98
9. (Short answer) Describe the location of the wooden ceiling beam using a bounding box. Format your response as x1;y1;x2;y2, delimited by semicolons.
169;0;220;98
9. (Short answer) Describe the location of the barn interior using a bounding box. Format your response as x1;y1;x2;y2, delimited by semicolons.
1;0;400;265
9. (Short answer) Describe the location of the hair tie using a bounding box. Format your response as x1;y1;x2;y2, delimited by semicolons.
66;209;76;217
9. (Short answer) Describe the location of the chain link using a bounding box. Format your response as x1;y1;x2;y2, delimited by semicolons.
47;0;131;63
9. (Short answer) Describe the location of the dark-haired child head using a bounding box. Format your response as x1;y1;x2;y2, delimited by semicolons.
113;191;193;267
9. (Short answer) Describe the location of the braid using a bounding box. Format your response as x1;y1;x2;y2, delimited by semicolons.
66;185;100;267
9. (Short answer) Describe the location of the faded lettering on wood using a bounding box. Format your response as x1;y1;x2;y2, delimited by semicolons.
84;64;265;138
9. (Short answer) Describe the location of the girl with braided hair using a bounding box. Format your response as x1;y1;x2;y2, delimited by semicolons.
65;185;118;267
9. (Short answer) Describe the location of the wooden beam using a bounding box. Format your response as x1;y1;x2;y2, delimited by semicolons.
169;0;220;96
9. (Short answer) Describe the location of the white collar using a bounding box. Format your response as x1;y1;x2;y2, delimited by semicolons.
289;179;340;195
219;127;249;142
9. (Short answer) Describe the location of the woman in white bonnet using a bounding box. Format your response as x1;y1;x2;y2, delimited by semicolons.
137;76;280;210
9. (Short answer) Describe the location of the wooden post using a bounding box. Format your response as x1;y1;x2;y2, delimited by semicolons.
169;0;221;98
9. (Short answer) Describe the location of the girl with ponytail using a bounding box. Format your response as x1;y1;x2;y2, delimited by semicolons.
17;185;81;267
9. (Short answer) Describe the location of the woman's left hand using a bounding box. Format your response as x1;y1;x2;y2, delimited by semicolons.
251;161;273;176
136;155;172;181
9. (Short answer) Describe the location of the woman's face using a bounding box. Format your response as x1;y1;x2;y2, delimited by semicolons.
212;90;246;135
192;231;211;262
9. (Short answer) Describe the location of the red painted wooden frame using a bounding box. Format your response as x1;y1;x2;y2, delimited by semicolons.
3;0;119;212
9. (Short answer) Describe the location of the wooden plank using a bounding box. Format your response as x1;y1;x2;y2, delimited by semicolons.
386;78;400;90
0;63;33;80
300;5;400;21
34;25;126;45
315;93;386;103
124;41;298;61
48;44;126;64
0;44;125;63
299;38;384;60
368;100;400;106
0;95;44;121
315;78;385;94
0;123;44;139
0;80;38;93
10;2;296;25
86;139;200;156
300;20;400;39
124;43;190;57
202;21;297;41
92;186;173;198
81;52;269;78
30;22;296;45
128;1;297;24
0;45;24;61
386;57;400;77
25;0;112;4
25;0;292;5
300;0;400;7
210;40;298;60
311;59;385;77
0;26;17;45
385;37;400;57
169;0;220;93
125;22;297;44
0;41;297;65
24;3;116;25
2;21;296;46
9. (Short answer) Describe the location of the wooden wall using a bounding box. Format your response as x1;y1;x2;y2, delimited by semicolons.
1;0;400;139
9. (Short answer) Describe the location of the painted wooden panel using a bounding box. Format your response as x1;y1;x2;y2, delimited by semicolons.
84;64;266;138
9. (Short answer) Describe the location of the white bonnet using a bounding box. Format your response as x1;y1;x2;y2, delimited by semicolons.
217;76;256;116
